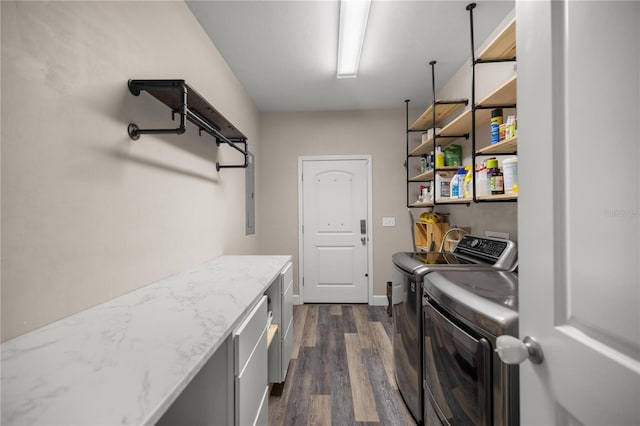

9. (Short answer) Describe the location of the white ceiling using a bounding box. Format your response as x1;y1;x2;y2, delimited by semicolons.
186;0;514;112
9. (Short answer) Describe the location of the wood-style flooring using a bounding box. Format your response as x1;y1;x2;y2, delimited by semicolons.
269;304;417;426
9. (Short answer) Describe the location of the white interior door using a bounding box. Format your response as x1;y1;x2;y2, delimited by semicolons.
300;157;370;303
517;1;640;424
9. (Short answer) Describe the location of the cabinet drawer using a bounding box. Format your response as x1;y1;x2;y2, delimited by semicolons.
282;262;293;294
234;296;268;375
281;263;293;331
235;328;267;426
254;386;269;426
281;316;293;379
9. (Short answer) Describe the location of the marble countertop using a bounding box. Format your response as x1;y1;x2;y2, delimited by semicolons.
1;255;292;426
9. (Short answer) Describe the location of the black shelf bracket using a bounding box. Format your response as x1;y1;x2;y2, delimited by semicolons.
127;79;249;171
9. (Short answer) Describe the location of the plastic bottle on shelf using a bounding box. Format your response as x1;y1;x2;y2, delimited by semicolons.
420;156;427;173
491;108;503;144
503;156;518;193
435;172;451;200
451;168;466;199
476;161;488;197
487;158;504;195
422;184;431;202
450;171;460;199
463;165;473;198
505;115;516;139
435;145;444;168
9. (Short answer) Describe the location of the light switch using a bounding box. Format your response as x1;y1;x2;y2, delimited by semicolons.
382;217;396;227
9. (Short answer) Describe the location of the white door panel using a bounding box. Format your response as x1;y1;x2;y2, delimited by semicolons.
301;158;370;303
316;171;354;232
317;246;355;283
517;1;639;424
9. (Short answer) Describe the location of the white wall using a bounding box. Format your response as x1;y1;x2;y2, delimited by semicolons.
1;1;259;340
257;109;414;299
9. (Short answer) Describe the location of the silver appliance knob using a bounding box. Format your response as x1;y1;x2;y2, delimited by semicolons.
495;335;544;364
470;238;480;248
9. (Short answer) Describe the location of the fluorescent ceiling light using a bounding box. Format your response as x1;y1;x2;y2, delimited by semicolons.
337;0;371;78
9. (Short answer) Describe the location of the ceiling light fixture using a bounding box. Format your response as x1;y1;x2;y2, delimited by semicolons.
337;0;371;79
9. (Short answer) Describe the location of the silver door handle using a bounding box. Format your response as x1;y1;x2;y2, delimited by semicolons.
495;335;544;365
361;236;367;244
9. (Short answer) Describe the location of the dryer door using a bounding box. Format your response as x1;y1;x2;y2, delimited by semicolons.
424;302;492;426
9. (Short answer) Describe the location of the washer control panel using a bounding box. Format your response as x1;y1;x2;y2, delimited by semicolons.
454;235;517;268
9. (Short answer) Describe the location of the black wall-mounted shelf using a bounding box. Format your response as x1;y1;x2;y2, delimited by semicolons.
127;79;248;171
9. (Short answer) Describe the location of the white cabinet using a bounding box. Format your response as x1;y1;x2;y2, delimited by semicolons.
266;262;294;383
155;261;293;426
233;295;269;426
280;262;294;380
157;296;270;426
156;335;234;426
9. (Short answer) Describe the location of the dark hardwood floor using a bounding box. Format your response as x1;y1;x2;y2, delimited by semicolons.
269;304;417;426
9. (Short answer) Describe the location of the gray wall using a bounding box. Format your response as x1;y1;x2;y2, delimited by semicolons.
1;1;259;340
1;2;519;340
257;109;414;299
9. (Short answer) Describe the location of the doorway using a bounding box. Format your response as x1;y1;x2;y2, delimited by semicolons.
298;156;373;304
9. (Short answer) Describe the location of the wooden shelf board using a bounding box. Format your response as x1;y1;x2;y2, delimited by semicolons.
476;137;518;155
435;166;462;173
409;170;434;182
478;19;516;61
131;80;247;140
409;99;467;131
438;108;472;138
413;136;469;153
477;193;518;201
409;138;435;156
477;75;517;108
438;76;517;139
409;201;435;208
436;197;473;204
267;324;279;348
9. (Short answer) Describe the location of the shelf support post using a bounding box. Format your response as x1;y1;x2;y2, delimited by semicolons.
466;2;479;201
127;80;187;140
405;99;411;208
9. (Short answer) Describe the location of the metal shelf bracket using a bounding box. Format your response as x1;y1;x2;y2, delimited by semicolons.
127;79;249;171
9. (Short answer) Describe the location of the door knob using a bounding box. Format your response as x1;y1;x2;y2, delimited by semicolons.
495;335;544;365
361;236;367;244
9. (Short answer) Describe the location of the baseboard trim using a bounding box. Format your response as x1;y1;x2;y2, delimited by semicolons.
371;295;389;306
293;294;389;307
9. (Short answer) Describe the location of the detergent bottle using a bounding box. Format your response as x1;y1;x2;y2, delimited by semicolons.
463;165;473;198
451;168;465;199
